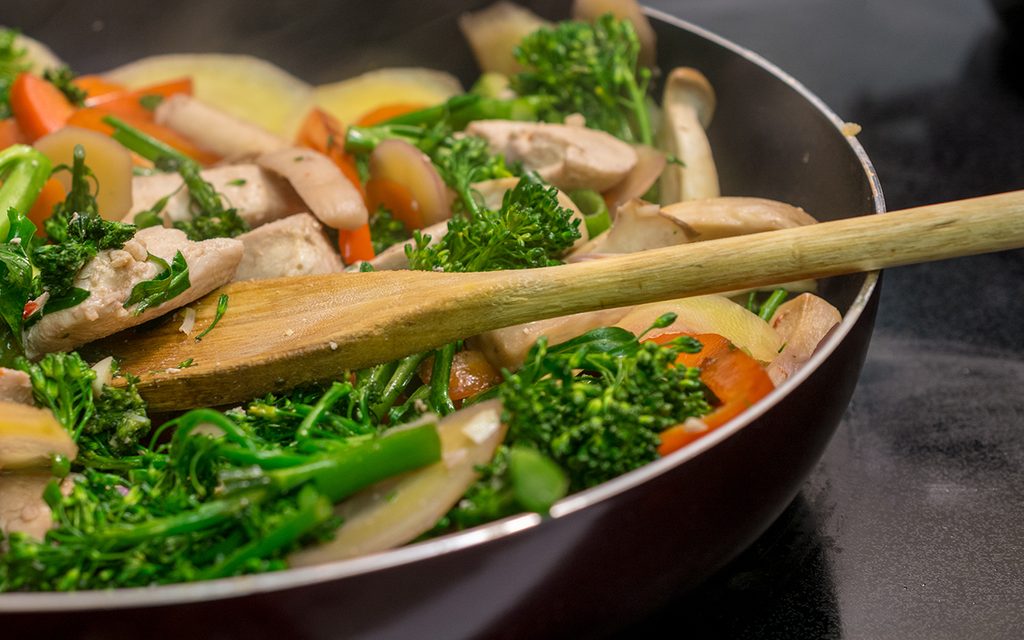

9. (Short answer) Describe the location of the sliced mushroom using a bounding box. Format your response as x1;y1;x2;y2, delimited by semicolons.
290;401;507;566
660;196;818;242
465;120;638;192
458;2;551;75
155;94;289;158
473;176;590;251
233;213;343;281
470;308;634;372
659;68;719;203
570;198;685;256
766;293;842;385
572;0;657;67
127;163;306;229
257;147;368;231
25;227;243;358
0;368;33;405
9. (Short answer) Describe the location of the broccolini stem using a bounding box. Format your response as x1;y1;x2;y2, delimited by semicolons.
429;342;457;416
96;489;268;548
103;115;190;166
372;351;429;419
296;381;352;441
758;289;790;322
0;144;52;238
201;485;333;580
625;75;653;146
268;421;441;501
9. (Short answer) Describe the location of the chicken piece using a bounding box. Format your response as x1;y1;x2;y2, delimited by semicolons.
660;197;818;242
257;148;368;231
766;293;842;385
465;120;638;192
472;176;590;250
127;164;306;229
25;227;243;358
155;94;289;158
0;473;57;540
0;368;32;405
470;308;633;371
233;213;343;281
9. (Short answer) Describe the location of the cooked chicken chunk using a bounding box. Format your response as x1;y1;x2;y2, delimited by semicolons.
0;473;57;540
155;94;289;158
233;213;343;281
127;164;306;228
465;120;637;192
25;227;243;358
766;293;842;385
0;368;32;405
257;148;368;231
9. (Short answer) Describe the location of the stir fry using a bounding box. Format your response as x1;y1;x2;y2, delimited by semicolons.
0;1;843;591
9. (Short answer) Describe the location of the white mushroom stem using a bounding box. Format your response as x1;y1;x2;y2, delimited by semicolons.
659;67;720;203
257;148;368;231
155;94;289;158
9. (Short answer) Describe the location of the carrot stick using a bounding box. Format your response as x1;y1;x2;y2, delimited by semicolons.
9;73;74;141
296;108;364;196
26;177;66;235
74;75;127;102
651;332;775;456
86;77;193;114
365;177;424;230
356;103;429;127
338;223;375;264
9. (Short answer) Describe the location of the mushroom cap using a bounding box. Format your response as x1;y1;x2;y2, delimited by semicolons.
664;67;717;129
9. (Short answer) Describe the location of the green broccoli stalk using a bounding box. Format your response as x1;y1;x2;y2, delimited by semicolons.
0;144;51;239
102;115;249;240
512;14;653;145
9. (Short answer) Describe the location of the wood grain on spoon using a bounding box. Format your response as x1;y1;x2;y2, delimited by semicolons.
99;190;1024;412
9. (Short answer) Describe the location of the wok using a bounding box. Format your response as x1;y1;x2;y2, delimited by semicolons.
0;1;884;637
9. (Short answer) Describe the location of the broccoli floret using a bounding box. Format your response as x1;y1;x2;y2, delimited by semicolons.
15;352;152;457
88;370;151;456
33;145;136;305
512;14;652;144
42;65;86;107
407;175;580;272
499;323;711;490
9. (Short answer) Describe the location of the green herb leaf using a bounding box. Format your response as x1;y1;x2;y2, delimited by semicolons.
194;293;228;341
123;251;190;316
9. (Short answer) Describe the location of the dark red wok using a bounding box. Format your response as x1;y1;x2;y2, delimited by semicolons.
0;1;883;637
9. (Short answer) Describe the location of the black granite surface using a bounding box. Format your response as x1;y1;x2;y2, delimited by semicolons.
620;1;1024;638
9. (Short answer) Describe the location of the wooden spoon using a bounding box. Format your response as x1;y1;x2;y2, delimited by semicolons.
98;190;1024;411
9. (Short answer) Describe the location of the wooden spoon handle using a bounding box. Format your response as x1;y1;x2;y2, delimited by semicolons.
113;190;1024;411
481;189;1024;322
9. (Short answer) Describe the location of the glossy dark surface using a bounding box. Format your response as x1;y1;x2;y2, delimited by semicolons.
623;1;1024;638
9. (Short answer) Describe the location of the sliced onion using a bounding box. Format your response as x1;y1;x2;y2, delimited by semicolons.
289;400;506;566
34;126;134;221
369;139;451;226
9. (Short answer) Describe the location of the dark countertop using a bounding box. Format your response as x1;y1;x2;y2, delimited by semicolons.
623;1;1024;637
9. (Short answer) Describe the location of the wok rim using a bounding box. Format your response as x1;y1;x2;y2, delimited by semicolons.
0;6;885;612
